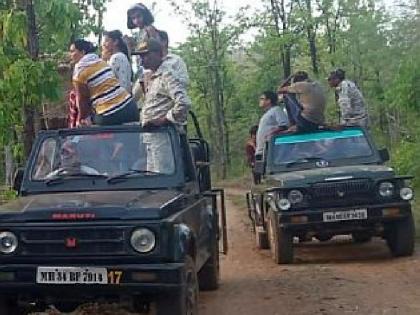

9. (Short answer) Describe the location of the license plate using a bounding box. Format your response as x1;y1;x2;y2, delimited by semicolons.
36;267;108;285
323;209;368;222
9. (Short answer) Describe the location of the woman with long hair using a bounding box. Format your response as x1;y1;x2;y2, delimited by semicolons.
69;39;139;126
127;3;160;44
102;30;132;92
127;3;161;98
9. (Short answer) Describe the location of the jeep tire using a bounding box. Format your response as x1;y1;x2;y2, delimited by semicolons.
255;222;269;249
54;302;79;313
156;256;198;315
352;231;372;243
198;236;220;291
253;195;269;249
0;298;26;315
315;234;333;242
268;210;294;264
386;214;415;257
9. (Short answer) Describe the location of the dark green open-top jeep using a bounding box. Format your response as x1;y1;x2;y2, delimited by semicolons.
0;119;226;314
246;127;415;264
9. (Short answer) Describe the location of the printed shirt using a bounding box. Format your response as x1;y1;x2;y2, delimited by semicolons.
256;106;289;155
337;80;368;125
164;53;189;88
287;81;326;125
73;54;132;116
108;52;132;92
141;59;191;126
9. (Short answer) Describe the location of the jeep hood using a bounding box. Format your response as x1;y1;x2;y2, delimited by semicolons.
0;190;186;222
266;165;395;188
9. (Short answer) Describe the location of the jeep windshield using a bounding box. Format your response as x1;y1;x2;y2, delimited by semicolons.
31;129;176;185
268;128;378;172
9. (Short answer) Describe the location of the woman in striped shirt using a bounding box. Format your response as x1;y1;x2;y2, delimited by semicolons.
69;39;139;126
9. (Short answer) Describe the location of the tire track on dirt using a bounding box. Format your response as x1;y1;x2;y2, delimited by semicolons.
199;188;420;315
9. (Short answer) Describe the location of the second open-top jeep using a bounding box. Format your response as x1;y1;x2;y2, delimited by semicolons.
247;127;415;264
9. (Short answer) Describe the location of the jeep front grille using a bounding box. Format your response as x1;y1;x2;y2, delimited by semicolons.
312;179;371;198
19;227;127;256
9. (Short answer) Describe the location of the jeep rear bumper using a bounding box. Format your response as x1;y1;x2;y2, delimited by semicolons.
277;202;412;233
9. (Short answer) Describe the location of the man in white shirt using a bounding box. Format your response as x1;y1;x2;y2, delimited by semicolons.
256;91;289;156
158;30;189;88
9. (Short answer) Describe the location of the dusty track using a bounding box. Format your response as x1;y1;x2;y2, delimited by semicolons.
199;188;420;315
33;188;420;315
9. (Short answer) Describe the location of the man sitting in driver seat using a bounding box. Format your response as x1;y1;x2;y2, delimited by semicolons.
46;141;100;178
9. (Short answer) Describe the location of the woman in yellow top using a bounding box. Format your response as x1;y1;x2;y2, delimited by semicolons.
69;39;139;126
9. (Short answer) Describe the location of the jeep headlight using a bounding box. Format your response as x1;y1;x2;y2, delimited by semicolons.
379;182;394;197
130;228;156;253
276;198;291;210
400;187;414;201
0;232;18;254
288;190;304;204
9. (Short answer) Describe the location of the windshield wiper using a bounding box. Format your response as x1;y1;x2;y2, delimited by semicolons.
107;169;164;184
285;157;328;168
45;173;108;186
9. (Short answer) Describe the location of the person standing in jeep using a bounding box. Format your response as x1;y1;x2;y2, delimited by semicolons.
278;71;326;132
328;68;369;128
138;38;191;172
255;91;289;157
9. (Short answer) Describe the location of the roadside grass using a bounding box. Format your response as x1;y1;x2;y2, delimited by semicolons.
215;174;253;191
229;194;247;211
0;187;17;205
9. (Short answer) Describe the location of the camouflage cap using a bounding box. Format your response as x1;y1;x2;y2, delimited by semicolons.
137;38;162;55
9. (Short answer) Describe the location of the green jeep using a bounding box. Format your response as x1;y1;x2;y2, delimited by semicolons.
246;127;415;264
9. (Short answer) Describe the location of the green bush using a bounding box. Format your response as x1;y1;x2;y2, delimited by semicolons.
392;141;420;189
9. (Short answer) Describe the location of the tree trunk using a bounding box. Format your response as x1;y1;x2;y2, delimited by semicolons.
15;0;39;158
304;0;319;75
4;146;14;187
308;34;318;75
283;45;291;77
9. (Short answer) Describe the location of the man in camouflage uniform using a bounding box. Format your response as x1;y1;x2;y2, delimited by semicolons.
328;69;369;128
132;31;189;104
138;38;191;173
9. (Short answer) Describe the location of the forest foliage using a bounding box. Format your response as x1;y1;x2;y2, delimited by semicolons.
0;0;419;186
170;0;420;184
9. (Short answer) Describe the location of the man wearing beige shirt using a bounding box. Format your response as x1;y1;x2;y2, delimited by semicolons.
278;71;326;132
138;38;191;173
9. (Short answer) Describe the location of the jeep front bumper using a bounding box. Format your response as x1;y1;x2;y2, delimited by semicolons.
0;262;185;300
277;202;412;233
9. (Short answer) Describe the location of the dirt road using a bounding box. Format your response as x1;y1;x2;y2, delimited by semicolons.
33;188;420;315
199;188;420;315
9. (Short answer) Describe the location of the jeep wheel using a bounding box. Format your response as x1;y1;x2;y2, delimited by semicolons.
268;211;294;264
254;222;269;249
352;231;372;243
198;237;220;291
386;214;415;257
0;298;25;315
253;195;269;250
315;234;333;242
157;256;198;315
54;302;79;313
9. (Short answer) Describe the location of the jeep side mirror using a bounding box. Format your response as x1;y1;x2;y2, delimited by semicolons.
13;168;24;192
379;148;390;162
